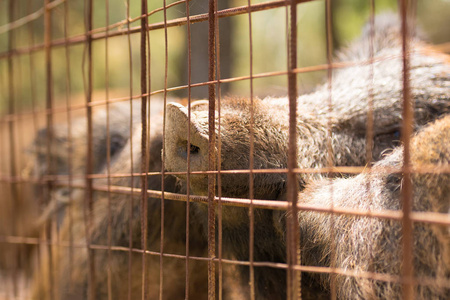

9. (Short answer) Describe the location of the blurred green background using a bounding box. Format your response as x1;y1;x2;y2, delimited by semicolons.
0;0;449;114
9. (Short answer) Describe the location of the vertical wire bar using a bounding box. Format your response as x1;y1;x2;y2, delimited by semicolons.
161;0;168;298
83;0;96;298
63;0;74;290
15;28;27;298
16;34;26;300
26;1;45;296
207;1;217;299
7;0;19;296
161;0;169;299
214;0;223;298
286;1;300;300
145;6;153;298
44;0;55;298
246;1;255;299
364;0;376;287
365;0;375;165
15;34;30;296
104;0;113;299
26;0;40;178
324;1;336;299
26;4;42;276
0;74;5;298
124;1;135;299
146;8;153;300
14;9;24;295
185;0;192;298
140;1;149;299
284;1;290;297
48;2;61;292
15;36;24;186
399;0;414;298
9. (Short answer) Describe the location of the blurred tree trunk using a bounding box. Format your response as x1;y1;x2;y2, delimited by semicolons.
179;0;232;99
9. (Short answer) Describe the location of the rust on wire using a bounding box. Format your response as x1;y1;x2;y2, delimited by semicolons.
7;0;20;297
0;0;65;35
160;0;170;298
400;1;415;298
6;0;16;245
286;1;300;299
214;1;224;298
83;0;96;299
247;0;255;300
4;164;450;184
26;2;44;290
103;0;113;298
1;53;414;126
62;0;75;290
0;0;315;60
324;0;336;299
1;230;449;290
124;1;135;299
18;181;450;226
246;0;256;299
1;0;449;299
2;228;448;289
43;0;55;298
365;1;376;168
185;0;193;298
207;1;217;299
1;228;448;290
145;5;153;299
139;0;149;299
26;0;40;161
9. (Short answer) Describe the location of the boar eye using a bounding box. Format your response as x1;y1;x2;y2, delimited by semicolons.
177;140;200;159
189;143;200;155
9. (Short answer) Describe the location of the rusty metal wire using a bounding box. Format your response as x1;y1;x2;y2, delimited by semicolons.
286;1;300;299
207;1;217;298
324;1;336;298
0;0;449;299
103;0;113;298
399;1;414;298
43;1;56;299
184;1;193;299
139;1;150;299
84;0;96;298
0;51;421;126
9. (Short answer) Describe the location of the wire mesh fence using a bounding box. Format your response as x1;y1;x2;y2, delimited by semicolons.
0;0;449;299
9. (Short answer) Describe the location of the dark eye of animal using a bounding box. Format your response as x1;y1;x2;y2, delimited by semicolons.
190;143;200;155
110;133;127;157
177;140;200;159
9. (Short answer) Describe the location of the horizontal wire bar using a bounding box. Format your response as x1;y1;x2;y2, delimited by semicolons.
1;177;447;225
0;0;314;60
0;50;427;123
0;234;448;289
0;0;65;35
89;0;187;35
2;164;449;184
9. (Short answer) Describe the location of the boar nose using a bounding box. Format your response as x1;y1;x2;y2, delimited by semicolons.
164;102;211;174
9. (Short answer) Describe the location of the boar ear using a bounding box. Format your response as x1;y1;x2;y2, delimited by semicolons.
166;102;190;128
164;102;211;173
166;102;208;139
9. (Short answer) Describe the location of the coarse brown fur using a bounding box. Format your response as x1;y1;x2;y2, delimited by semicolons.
299;115;450;299
1;102;138;282
29;103;213;299
30;102;140;225
163;14;450;299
